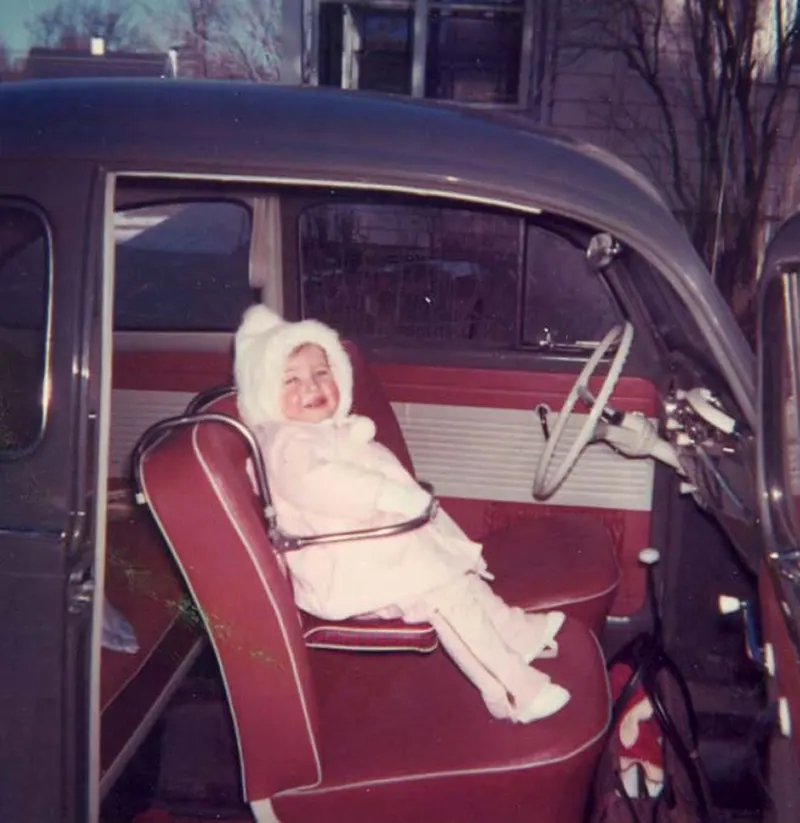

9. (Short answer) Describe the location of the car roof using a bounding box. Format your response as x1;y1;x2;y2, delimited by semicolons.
0;78;755;417
0;78;665;211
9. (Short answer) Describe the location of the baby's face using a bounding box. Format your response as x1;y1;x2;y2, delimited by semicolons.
280;344;340;423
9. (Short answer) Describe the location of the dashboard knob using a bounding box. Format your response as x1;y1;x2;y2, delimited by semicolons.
638;547;660;566
718;594;743;615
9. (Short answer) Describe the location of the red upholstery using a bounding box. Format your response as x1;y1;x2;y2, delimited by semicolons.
141;421;321;798
187;391;437;654
346;342;415;475
187;335;620;640
485;516;620;631
273;621;609;823
342;343;620;633
138;414;611;822
301;612;438;653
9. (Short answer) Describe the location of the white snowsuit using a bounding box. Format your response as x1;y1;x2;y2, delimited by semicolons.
253;416;559;721
234;304;568;722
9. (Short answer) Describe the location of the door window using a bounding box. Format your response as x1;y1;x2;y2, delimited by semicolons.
114;200;256;331
300;201;520;346
0;204;50;453
298;198;622;352
522;225;621;348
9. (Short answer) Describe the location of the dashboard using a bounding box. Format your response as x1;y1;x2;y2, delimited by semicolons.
661;376;759;568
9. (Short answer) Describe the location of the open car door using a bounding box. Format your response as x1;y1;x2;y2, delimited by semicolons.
756;212;800;818
0;163;106;821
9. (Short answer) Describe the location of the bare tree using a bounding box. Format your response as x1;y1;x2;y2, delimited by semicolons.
0;40;12;79
169;0;228;77
561;0;800;326
220;0;281;81
26;0;153;50
152;0;280;80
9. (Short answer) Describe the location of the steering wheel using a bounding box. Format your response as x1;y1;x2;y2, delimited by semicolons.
533;322;635;499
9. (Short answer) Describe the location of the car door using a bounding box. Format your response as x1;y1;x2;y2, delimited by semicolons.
755;212;800;818
0;162;105;823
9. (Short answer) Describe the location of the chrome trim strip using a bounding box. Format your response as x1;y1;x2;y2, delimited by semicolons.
88;171;118;823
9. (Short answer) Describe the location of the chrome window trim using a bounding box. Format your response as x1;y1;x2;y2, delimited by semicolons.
107;169;753;426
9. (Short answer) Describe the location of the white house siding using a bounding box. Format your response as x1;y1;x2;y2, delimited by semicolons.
538;0;800;271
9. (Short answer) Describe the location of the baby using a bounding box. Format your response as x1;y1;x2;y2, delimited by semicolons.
234;305;571;723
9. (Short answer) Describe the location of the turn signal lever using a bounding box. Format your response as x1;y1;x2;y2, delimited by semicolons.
596;412;683;472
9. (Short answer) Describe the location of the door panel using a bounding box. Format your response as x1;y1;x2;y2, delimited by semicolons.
374;361;656;616
756;219;800;812
758;564;800;818
759;566;800;767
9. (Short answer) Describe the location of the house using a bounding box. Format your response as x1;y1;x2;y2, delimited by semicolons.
24;45;173;80
295;0;800;306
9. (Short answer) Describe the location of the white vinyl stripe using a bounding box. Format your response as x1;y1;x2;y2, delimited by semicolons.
111;390;654;511
392;402;655;511
110;389;194;477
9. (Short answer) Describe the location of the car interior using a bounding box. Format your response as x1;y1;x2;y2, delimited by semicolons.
0;175;764;822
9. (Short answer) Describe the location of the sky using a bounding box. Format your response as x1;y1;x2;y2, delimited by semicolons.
0;0;159;55
1;0;56;53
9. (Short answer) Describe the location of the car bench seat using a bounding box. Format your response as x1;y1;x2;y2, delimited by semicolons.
187;340;620;645
135;407;611;823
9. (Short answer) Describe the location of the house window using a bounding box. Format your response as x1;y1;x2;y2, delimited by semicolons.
426;4;523;104
0;204;50;453
114;200;257;332
315;0;533;106
319;4;414;94
298;198;622;351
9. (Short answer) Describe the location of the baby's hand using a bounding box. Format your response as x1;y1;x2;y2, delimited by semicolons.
376;482;432;519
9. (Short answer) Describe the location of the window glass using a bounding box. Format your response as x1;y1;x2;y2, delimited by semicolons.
522;225;621;348
299;202;520;346
0;205;49;452
114;200;256;331
625;247;721;379
426;8;522;103
319;4;413;95
315;0;528;104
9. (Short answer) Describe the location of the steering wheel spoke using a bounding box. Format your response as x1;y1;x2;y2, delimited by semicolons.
577;385;596;408
533;322;635;499
579;385;625;425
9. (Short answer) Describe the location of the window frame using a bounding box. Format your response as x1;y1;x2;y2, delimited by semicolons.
0;198;54;460
308;0;538;109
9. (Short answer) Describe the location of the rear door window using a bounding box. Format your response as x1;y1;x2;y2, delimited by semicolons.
0;204;50;453
114;200;256;331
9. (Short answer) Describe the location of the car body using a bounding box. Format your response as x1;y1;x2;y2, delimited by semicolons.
0;77;796;822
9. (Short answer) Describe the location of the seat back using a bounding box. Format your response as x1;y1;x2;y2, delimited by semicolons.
345;342;415;475
137;416;321;802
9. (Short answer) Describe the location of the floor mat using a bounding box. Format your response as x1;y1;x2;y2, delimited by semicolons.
150;677;246;820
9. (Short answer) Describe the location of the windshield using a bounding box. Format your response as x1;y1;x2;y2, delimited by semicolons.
623;247;730;391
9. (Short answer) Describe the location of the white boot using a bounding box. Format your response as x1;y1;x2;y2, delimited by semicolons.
512;681;571;723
